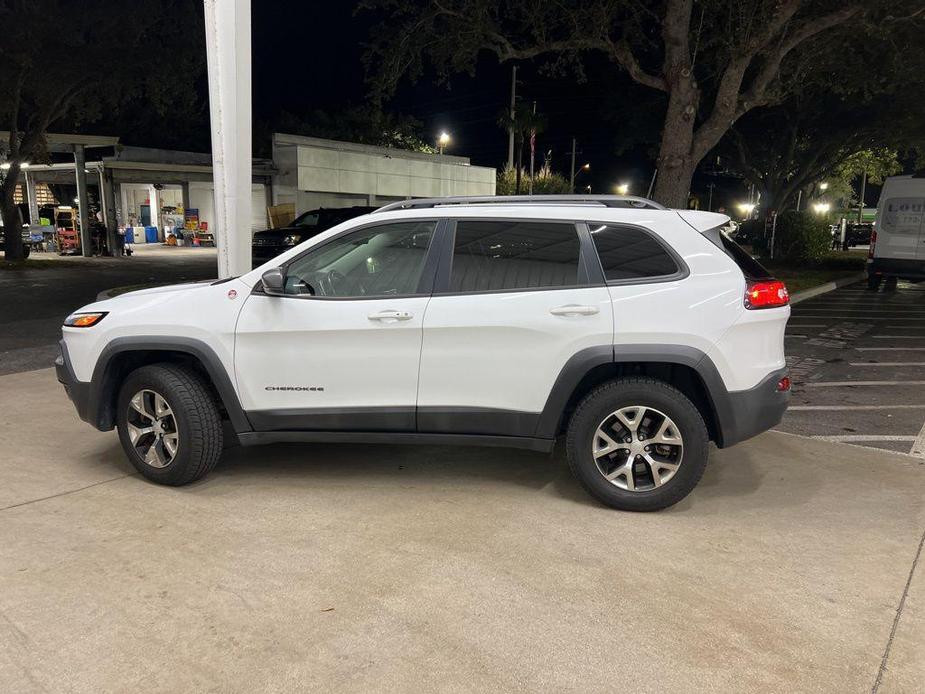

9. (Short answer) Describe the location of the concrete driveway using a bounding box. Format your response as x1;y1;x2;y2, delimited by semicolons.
1;369;923;693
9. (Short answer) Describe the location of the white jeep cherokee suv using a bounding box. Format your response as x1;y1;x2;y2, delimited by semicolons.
56;196;790;511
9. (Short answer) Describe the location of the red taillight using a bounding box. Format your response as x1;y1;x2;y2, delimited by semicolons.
745;279;789;309
776;376;791;392
868;229;877;259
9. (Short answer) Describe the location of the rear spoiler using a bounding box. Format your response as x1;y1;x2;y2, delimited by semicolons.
676;210;731;232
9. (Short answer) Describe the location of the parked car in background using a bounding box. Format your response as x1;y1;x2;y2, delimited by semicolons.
57;195;791;512
869;175;925;289
0;224;32;259
251;206;374;266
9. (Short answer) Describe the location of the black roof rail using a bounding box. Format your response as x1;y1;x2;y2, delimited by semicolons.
372;195;667;213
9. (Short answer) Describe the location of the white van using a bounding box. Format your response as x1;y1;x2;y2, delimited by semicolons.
869;175;925;288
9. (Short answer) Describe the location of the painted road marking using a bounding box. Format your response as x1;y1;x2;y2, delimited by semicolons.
789;404;925;410
785;335;807;339
911;419;925;457
884;326;925;330
856;348;925;352
815;435;918;444
872;335;925;339
786;323;828;328
804;380;925;387
848;362;925;366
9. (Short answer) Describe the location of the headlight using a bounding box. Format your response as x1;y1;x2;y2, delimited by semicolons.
283;235;298;246
64;312;107;328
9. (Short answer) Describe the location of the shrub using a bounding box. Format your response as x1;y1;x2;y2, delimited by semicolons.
771;211;830;263
496;167;572;195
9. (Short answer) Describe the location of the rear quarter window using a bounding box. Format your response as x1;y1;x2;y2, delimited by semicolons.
589;224;681;281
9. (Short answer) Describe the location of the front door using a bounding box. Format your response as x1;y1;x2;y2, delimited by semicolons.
235;219;439;431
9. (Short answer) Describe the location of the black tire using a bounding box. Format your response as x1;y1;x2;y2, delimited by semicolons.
867;273;882;291
565;377;709;512
116;363;223;485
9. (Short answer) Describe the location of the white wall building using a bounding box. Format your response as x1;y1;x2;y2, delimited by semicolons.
271;133;496;212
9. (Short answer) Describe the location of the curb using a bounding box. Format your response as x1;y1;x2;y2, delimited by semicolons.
96;288;120;301
789;272;866;305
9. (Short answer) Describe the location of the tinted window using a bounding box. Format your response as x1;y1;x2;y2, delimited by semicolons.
719;232;771;279
449;221;584;293
284;221;435;297
590;224;679;280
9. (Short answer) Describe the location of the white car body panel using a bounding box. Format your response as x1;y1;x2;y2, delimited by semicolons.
235;294;429;411
417;286;613;413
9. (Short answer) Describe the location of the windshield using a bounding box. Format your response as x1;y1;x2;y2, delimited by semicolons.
292;211;320;228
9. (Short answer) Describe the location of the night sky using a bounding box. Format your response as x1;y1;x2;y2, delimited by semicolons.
251;3;689;195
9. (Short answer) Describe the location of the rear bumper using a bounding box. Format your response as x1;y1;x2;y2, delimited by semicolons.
715;368;790;448
55;340;93;425
868;258;925;279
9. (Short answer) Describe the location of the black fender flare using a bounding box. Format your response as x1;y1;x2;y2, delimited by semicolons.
88;336;252;433
535;344;735;446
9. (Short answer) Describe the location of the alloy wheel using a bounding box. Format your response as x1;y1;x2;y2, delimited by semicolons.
592;405;684;491
126;389;179;468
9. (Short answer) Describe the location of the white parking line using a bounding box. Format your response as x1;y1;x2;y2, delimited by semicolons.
872;336;925;339
911;419;925;457
785;335;807;339
789;405;925;410
786;324;828;328
813;435;916;442
856;347;925;351
884;326;925;330
849;362;925;366
804;381;925;387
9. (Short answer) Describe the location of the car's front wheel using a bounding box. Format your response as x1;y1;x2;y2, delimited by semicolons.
116;364;223;485
565;378;709;512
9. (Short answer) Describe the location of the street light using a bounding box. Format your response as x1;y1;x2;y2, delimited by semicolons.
819;182;829;191
438;132;450;154
812;202;831;214
0;162;29;169
615;182;630;196
737;202;756;217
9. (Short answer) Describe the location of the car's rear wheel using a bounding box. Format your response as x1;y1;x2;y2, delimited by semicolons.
565;378;709;512
867;273;882;290
116;364;223;485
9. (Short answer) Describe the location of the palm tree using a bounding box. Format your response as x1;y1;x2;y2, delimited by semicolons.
497;104;547;194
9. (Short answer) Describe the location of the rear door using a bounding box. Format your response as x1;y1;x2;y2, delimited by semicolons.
416;218;613;437
877;197;925;260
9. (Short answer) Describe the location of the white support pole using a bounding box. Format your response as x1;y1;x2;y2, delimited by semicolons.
24;171;39;224
74;144;92;257
203;0;252;278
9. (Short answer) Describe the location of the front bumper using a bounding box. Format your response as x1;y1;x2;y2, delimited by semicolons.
716;368;790;448
55;340;93;425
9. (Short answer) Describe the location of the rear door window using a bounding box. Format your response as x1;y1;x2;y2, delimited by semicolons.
447;220;587;293
589;224;680;281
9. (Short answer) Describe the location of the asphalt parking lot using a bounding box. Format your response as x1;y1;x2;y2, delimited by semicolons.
1;368;923;693
779;279;925;459
0;246;217;375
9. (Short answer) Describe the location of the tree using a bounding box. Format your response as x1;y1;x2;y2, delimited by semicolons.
360;0;918;207
260;105;438;156
723;21;925;216
496;104;546;193
0;0;204;262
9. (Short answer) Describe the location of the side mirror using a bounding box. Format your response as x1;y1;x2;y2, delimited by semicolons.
261;267;286;296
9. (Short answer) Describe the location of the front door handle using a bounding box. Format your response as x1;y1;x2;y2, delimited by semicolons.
550;304;599;316
368;310;414;322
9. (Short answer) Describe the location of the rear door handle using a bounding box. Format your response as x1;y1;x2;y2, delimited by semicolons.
368;310;414;322
550;304;599;316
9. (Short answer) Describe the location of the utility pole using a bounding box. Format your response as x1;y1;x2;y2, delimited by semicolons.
858;169;867;223
507;65;517;171
528;100;536;195
570;138;577;193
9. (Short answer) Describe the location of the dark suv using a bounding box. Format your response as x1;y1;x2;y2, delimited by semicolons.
251;206;374;266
